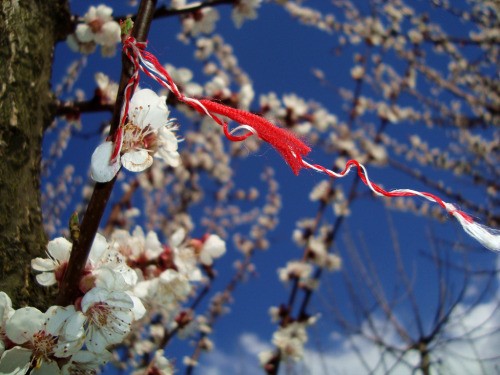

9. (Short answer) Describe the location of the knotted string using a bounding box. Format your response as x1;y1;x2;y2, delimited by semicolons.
110;39;144;163
117;36;500;252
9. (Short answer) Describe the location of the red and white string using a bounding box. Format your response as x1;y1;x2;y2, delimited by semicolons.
117;37;500;252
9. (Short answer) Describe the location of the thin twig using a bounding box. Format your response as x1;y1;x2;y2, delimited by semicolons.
114;0;237;22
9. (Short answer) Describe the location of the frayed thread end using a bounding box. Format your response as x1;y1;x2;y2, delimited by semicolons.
450;211;500;251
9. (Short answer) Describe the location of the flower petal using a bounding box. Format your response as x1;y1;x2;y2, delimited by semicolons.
133;279;158;300
126;292;146;320
145;231;163;260
121;150;153;172
31;258;55;272
62;310;87;341
82;288;135;353
0;347;32;375
157;149;181;168
127;89;169;130
32;361;60;375
5;307;44;345
94;265;138;292
170;228;186;248
95;4;113;21
199;252;213;266
83;6;97;24
61;350;112;375
203;235;226;258
87;233;109;268
91;142;121;183
75;24;93;43
0;292;14;326
158;127;179;151
47;237;72;263
35;272;57;286
95;21;121;45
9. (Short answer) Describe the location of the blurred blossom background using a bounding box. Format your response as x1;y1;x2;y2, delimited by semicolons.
29;0;500;373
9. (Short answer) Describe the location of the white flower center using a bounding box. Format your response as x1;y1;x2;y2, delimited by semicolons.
121;124;158;154
88;303;112;327
87;303;130;335
89;19;104;33
32;330;58;368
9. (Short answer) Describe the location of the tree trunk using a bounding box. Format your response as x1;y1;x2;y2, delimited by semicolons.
0;0;71;309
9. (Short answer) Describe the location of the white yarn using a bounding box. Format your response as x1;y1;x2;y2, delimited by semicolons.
443;203;500;251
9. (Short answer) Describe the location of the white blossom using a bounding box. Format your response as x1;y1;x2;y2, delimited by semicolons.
158;269;193;304
81;233;138;293
91;89;180;182
260;92;282;119
204;74;231;98
171;0;186;9
1;306;85;373
283;94;308;118
73;5;121;57
278;261;313;283
183;356;198;367
95;72;118;104
32;233;136;293
181;8;219;38
61;350;112;375
134;268;192;308
258;350;274;367
325;253;342;271
309;180;331;201
111;226;164;263
306;237;342;271
162;64;203;98
150;349;174;375
82;287;143;353
199;234;226;266
312;108;337;131
272;322;308;361
408;29;423;44
171;229;203;281
351;65;365;80
239;83;255;110
195;37;215;60
31;237;72;287
232;0;262;28
132;349;173;375
67;34;96;55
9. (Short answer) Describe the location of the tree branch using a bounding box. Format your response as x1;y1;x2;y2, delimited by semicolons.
115;0;237;22
56;0;159;306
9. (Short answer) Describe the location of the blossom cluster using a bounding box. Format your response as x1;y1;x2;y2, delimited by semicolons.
259;316;319;365
67;5;121;57
66;2;264;53
172;0;262;42
36;0;500;373
0;225;226;373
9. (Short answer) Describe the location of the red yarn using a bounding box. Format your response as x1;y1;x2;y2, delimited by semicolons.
197;99;311;175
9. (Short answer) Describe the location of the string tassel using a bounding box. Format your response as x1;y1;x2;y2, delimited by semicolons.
196;99;311;175
448;209;500;251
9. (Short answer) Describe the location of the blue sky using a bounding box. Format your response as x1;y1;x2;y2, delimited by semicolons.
46;1;500;373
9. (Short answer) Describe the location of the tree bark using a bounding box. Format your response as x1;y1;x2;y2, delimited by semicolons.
0;0;71;309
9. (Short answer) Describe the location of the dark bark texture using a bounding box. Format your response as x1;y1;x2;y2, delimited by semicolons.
0;0;71;309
